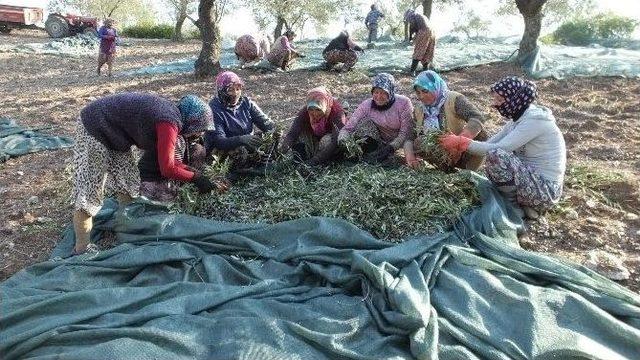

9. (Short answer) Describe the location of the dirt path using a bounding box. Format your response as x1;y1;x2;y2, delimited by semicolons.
1;30;638;292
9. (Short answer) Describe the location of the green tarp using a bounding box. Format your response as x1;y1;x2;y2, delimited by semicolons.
0;118;73;163
2;175;640;359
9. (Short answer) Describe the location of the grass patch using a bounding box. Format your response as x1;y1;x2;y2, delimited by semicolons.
173;162;479;241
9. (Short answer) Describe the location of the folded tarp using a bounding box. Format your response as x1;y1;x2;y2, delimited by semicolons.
0;118;73;163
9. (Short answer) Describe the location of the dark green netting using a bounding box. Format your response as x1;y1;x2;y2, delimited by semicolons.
2;174;639;359
0;118;73;163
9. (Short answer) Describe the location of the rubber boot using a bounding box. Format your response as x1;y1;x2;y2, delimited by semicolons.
410;60;419;77
73;210;92;254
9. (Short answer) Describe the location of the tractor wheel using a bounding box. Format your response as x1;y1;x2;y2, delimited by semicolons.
45;15;70;38
0;24;12;35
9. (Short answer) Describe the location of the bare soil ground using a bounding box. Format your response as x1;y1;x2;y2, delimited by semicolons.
1;30;639;292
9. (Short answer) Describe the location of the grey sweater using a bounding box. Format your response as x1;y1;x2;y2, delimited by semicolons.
81;93;182;151
467;104;566;183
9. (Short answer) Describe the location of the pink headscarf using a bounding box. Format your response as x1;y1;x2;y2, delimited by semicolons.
215;71;244;107
215;71;244;90
306;87;335;136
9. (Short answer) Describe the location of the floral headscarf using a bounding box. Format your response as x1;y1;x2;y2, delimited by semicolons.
177;95;214;134
306;87;335;136
413;70;449;131
371;73;396;110
215;71;245;107
490;76;537;120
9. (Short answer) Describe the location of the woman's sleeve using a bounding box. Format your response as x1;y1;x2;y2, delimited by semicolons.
343;100;368;133
155;122;195;182
455;95;485;135
280;109;307;152
389;99;415;149
467;118;544;156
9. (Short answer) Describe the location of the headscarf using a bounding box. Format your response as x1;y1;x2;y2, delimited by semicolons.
215;71;245;107
177;95;214;134
306;87;335;136
403;9;415;22
370;73;396;111
413;70;449;130
490;76;537;120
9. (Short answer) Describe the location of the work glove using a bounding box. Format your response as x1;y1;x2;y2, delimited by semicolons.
192;173;217;194
364;144;394;164
439;133;472;165
237;134;262;150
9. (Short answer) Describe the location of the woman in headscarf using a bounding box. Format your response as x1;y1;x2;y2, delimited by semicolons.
266;29;305;71
234;33;271;68
407;70;487;170
322;30;364;72
279;87;347;166
73;93;215;254
338;73;414;164
205;71;277;169
97;18;118;77
404;9;436;76
440;76;566;218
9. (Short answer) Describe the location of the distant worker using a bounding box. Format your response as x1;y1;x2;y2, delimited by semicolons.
322;31;364;72
404;9;436;76
266;30;305;71
364;4;385;47
97;18;118;77
234;33;271;68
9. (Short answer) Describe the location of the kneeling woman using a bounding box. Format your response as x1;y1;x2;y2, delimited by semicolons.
73;93;216;254
205;71;277;170
322;31;364;72
440;77;566;218
279;87;346;166
408;70;487;170
338;73;415;164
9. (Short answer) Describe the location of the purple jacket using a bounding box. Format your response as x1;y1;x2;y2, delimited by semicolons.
98;26;117;54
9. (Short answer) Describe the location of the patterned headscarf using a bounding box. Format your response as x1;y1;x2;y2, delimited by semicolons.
306;87;335;136
371;73;396;110
215;71;245;107
177;95;213;134
490;76;537;120
413;70;449;130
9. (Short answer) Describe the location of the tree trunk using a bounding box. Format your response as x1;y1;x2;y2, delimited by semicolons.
173;13;187;41
422;0;433;19
515;0;547;64
194;0;221;79
274;16;286;40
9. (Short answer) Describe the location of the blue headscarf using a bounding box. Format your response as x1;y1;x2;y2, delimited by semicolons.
413;70;449;131
371;73;396;110
177;95;214;134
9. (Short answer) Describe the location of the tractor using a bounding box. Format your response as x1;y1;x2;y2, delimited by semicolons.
45;13;98;38
0;5;97;38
